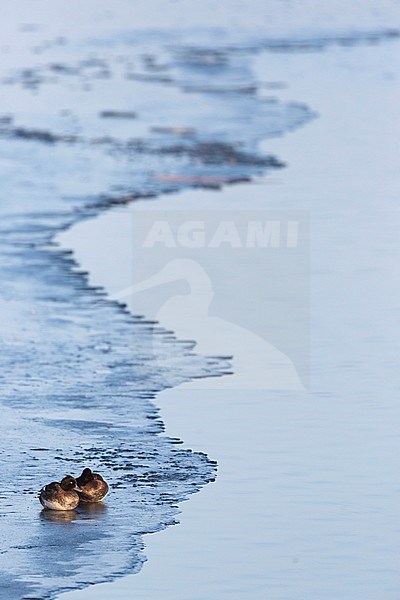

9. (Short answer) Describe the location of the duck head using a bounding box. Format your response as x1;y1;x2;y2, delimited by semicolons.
60;475;81;492
77;468;94;486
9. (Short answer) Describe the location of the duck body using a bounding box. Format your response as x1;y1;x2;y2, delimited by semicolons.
76;468;109;503
39;477;80;511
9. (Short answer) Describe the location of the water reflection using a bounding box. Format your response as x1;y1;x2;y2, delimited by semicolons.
77;502;108;520
40;509;79;523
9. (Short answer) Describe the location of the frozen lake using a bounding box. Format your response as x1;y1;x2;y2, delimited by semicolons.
0;1;399;598
59;32;400;600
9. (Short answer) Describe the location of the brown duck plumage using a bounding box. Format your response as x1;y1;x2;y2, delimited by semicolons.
39;476;80;511
76;468;109;503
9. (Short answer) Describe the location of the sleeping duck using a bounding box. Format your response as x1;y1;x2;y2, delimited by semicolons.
76;468;109;503
39;476;80;511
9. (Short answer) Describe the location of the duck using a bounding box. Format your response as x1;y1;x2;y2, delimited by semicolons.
76;468;109;503
39;475;80;511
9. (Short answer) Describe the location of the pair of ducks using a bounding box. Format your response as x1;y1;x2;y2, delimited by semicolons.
39;468;109;511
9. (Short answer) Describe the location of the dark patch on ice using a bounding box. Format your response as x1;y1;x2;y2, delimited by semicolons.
9;127;80;144
99;110;137;119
